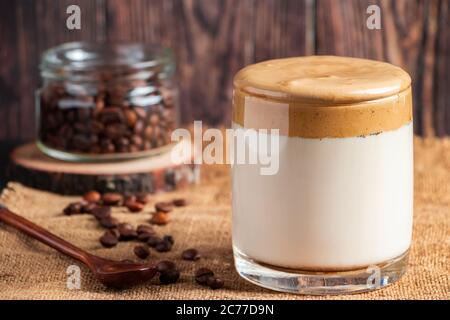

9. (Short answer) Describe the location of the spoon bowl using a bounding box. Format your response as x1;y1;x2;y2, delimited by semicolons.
91;258;158;288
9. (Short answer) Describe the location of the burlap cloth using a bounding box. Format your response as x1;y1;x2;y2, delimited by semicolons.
0;137;449;300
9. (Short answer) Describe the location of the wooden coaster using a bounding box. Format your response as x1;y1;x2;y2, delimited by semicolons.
8;141;199;195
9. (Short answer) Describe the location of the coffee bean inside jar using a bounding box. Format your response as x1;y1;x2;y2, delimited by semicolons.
37;42;179;161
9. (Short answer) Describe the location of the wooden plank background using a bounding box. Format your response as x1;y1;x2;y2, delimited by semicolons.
0;0;449;147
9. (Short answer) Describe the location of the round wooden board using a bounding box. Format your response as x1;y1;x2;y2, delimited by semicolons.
8;141;199;195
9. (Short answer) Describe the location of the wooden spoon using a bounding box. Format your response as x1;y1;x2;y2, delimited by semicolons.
0;205;157;288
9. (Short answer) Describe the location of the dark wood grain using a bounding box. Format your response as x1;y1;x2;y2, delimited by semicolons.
434;0;450;136
0;0;448;146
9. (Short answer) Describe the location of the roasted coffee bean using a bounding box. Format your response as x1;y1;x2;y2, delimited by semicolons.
182;248;201;261
143;141;152;150
133;120;145;134
105;123;127;139
147;236;163;248
100;139;115;153
83;190;101;203
195;268;214;285
131;135;143;148
155;239;172;252
81;202;98;214
63;202;84;215
154;201;173;213
156;260;176;273
137;224;155;235
110;228;121;239
150;212;170;225
39;71;177;156
134;245;150;259
163;235;174;245
73;122;88;133
149;113;160;126
124;109;138;127
116;137;130;148
99;107;124;124
207;277;224;290
117;223;138;241
125;200;144;213
92;206;112;220
102;193;123;206
124;195;137;203
99;216;119;229
159;269;180;285
100;230;119;248
172;198;187;207
144;126;154;140
137;232;154;242
136;193;151;204
71;134;91;151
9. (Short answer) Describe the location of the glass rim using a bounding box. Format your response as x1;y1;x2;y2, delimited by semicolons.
40;42;175;79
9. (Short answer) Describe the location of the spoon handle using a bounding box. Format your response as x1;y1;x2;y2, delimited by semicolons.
0;206;92;266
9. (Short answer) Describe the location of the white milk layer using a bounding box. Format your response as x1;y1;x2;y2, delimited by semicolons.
232;122;413;270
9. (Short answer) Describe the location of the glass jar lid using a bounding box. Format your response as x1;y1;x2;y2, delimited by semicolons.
40;42;175;81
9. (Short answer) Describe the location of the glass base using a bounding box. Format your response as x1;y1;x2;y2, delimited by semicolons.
234;248;409;295
37;140;177;162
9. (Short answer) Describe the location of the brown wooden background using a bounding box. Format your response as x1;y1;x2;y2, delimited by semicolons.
0;0;449;146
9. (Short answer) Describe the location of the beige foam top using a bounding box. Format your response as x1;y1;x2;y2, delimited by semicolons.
233;56;413;138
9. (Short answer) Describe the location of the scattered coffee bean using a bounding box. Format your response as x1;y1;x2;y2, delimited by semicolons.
136;193;151;204
134;245;150;259
172;198;187;207
124;195;137;202
137;232;154;242
159;269;180;285
195;268;214;285
155;239;172;252
137;224;155;235
63;202;88;215
117;223;138;241
147;236;163;248
102;193;123;206
154;202;173;213
100;230;119;248
92;206;112;220
83;190;101;203
125;200;144;213
81;202;97;214
207;277;224;290
156;260;176;273
182;248;201;261
163;235;174;245
110;228;121;239
150;212;170;225
99;216;119;229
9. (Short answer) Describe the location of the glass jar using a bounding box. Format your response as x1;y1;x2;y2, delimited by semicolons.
37;42;179;161
232;56;413;294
